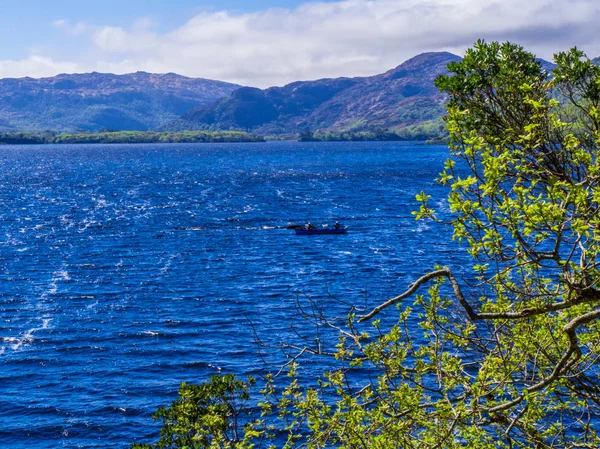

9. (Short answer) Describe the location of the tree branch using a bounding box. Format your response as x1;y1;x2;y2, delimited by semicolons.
359;267;600;323
358;269;452;323
488;308;600;413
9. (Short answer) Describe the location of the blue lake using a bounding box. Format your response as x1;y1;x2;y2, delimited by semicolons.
0;141;467;448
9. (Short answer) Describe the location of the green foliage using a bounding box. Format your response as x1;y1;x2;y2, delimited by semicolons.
298;128;319;142
392;118;447;141
299;129;406;142
132;375;263;449
0;130;264;145
0;131;53;144
137;41;600;448
296;125;449;142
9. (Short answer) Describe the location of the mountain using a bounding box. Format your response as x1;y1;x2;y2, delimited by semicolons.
1;52;566;137
172;52;463;139
0;72;241;132
536;58;557;73
593;57;600;67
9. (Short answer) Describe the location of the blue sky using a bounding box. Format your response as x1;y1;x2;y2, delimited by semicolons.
0;0;324;58
1;0;599;87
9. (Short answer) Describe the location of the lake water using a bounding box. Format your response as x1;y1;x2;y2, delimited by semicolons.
0;141;466;448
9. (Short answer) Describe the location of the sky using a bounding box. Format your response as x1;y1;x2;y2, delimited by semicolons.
0;0;599;88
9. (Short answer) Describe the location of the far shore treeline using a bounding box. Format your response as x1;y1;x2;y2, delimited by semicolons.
297;129;447;144
0;130;448;145
0;130;265;145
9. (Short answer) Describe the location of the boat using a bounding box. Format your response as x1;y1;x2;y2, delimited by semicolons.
295;227;348;235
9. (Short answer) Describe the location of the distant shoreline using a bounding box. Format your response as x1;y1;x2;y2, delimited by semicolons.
0;130;265;145
296;130;447;145
0;130;446;145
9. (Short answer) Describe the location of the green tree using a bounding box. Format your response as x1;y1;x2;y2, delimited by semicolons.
135;41;600;448
132;374;264;449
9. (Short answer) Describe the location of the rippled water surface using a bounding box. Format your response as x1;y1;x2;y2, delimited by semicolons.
0;142;466;448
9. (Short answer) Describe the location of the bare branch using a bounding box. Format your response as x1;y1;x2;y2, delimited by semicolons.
358;269;451;323
359;267;600;324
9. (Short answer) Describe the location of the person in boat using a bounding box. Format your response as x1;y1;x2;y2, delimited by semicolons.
334;221;340;230
305;222;316;230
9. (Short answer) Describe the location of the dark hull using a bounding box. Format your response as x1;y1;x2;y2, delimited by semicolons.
295;228;347;235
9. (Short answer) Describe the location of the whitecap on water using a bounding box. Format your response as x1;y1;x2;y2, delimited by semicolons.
3;317;52;352
141;331;160;337
208;363;223;372
53;270;71;282
5;265;70;353
412;221;430;233
158;253;178;276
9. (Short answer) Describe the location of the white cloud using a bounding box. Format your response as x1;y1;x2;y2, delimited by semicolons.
51;19;88;35
4;0;600;86
0;56;80;79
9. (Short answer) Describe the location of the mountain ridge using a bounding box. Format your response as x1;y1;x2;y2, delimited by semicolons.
170;52;578;139
1;52;590;138
171;52;462;139
0;72;241;132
